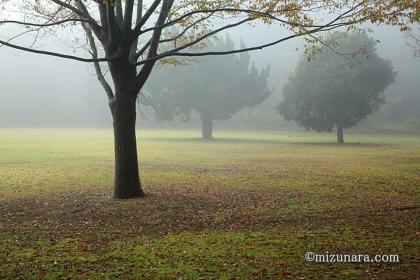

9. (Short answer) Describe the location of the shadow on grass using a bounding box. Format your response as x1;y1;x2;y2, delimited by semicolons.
144;137;395;147
144;137;283;144
287;142;396;147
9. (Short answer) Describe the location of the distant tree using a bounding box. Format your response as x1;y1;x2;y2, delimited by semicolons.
146;36;271;140
278;32;396;143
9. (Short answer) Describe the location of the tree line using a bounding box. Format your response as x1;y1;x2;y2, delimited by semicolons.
146;32;396;144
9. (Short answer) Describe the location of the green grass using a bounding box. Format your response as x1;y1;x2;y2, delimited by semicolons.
0;129;419;279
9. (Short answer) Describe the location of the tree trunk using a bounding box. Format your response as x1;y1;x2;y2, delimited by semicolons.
201;114;213;140
111;90;144;199
337;126;344;144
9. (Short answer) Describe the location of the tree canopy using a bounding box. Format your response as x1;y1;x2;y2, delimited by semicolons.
146;36;271;139
278;32;396;143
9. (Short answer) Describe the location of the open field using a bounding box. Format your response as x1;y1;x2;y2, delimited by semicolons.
0;129;419;279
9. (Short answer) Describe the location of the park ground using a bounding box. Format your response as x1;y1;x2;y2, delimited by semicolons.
0;129;419;279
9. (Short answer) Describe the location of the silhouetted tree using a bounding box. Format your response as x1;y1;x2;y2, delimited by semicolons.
278;32;396;143
147;36;271;140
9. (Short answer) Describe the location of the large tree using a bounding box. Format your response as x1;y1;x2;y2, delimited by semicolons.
146;36;271;140
278;32;396;143
0;1;417;198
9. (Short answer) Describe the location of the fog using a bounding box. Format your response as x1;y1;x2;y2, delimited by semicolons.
0;23;419;133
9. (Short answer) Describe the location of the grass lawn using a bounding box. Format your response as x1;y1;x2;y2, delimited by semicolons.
0;129;419;279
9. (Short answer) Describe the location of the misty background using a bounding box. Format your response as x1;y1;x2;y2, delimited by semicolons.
0;24;419;133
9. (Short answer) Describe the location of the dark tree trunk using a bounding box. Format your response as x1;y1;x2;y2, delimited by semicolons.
201;114;213;140
104;40;156;199
111;92;144;198
337;126;344;144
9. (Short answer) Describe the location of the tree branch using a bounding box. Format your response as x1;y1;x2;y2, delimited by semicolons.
157;17;255;58
128;0;144;59
0;18;89;27
106;2;120;43
0;39;112;63
74;0;106;43
50;0;101;30
132;0;162;36
135;0;173;91
136;5;355;66
136;0;144;22
133;11;215;61
82;23;115;101
124;0;135;31
115;0;124;26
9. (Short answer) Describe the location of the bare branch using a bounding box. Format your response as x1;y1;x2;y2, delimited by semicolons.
128;0;144;59
97;2;109;31
136;0;144;23
115;0;124;26
82;23;115;101
135;0;174;91
0;18;89;27
158;17;254;58
106;2;120;43
132;0;162;36
124;0;135;31
74;0;106;42
50;0;100;29
0;39;112;63
133;11;215;61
